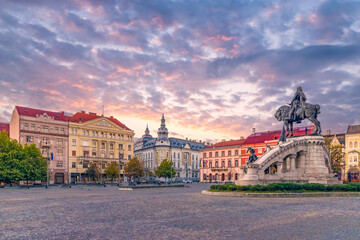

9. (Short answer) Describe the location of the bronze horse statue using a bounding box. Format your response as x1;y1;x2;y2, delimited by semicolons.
246;148;258;165
274;102;321;137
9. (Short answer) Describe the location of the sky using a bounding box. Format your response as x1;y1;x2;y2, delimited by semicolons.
1;0;360;143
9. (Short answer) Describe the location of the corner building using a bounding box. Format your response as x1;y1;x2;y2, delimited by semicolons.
200;139;245;182
68;111;134;183
10;106;70;184
345;125;360;181
134;115;205;180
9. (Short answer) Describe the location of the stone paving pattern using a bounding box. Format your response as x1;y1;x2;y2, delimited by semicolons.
1;184;360;240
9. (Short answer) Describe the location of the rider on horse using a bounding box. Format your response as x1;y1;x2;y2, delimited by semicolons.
289;86;307;122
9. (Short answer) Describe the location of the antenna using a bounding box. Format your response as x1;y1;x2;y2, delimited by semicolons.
102;105;104;116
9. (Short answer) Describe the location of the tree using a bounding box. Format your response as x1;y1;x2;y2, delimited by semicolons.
105;162;119;181
324;137;344;174
86;162;101;182
20;144;47;186
124;157;144;181
155;159;176;182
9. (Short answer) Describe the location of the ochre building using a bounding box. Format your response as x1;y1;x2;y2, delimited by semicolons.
68;111;134;183
345;125;360;181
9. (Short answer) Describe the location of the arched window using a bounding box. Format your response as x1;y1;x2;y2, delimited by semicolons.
209;161;212;168
228;161;231;167
215;161;218;167
350;142;353;148
355;142;358;148
235;173;238;180
203;174;207;181
228;173;231;180
235;160;239;167
222;161;225;167
215;173;218;180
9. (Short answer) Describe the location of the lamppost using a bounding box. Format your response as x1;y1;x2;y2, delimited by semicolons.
170;160;172;184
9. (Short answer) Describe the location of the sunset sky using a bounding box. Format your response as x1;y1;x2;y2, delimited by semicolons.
1;0;360;143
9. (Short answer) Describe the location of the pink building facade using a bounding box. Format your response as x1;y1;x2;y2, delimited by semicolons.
200;139;245;182
10;106;70;184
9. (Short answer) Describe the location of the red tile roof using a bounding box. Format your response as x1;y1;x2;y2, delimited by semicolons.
204;139;245;149
243;125;315;145
0;123;9;135
16;106;70;121
69;111;131;131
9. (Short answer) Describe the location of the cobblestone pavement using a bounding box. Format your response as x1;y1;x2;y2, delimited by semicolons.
1;184;360;240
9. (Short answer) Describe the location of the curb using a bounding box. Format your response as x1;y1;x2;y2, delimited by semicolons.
201;190;360;198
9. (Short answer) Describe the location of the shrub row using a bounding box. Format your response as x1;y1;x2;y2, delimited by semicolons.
210;182;360;192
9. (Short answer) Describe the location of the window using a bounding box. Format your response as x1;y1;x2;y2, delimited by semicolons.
178;153;180;158
209;161;212;168
92;151;97;157
222;161;225;167
350;142;353;148
110;152;114;158
72;151;76;156
31;124;35;131
235;150;238;156
24;123;29;130
119;144;123;150
228;150;231;156
110;143;114;150
93;141;97;148
209;152;212;158
83;163;88;168
55;127;59;133
128;145;132;151
83;151;89;157
26;136;33;143
228;161;231;167
72;162;76;168
354;156;358;162
355;142;359;148
56;161;63;168
221;151;225;157
42;137;49;144
57;139;63;145
42;126;49;132
72;139;76;146
57;149;63;156
235;160;239;167
104;133;107;138
82;130;85;136
258;148;263;153
128;155;131;160
215;161;218;167
101;142;106;149
215;152;218;157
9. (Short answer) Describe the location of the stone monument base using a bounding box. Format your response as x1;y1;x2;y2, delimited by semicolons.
236;135;341;186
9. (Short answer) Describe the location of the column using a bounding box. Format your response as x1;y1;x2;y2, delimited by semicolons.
276;162;283;177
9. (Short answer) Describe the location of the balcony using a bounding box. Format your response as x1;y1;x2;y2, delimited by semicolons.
40;141;51;148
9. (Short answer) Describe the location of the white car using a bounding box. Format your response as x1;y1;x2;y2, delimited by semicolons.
182;180;192;184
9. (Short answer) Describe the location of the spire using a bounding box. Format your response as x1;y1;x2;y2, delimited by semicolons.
157;114;169;141
142;124;152;139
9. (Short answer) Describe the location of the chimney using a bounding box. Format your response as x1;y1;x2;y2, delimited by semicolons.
81;110;85;113
110;116;114;118
240;136;244;139
252;128;256;134
327;130;331;135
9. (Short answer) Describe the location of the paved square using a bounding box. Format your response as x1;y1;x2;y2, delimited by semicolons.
1;184;359;240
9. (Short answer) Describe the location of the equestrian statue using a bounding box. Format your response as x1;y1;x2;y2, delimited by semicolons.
274;86;321;137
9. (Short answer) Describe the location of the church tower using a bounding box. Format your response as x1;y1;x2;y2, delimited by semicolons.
142;124;153;140
157;114;169;140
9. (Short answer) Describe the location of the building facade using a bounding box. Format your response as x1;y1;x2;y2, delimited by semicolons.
0;123;9;135
10;106;70;184
68;111;134;183
200;139;245;183
134;115;205;180
345;125;360;181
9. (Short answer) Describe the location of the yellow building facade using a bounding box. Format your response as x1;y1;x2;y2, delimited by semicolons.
345;125;360;181
68;111;134;183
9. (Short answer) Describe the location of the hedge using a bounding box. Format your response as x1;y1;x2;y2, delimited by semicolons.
209;183;360;192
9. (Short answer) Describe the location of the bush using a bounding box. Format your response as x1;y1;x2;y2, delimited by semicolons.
250;185;267;192
302;183;326;191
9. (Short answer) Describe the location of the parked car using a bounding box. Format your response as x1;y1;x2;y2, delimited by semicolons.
183;180;192;184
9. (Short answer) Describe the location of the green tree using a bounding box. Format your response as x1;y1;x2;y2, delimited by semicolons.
105;162;119;181
124;157;144;182
86;162;101;182
0;131;24;184
20;144;47;186
325;137;344;174
155;159;176;182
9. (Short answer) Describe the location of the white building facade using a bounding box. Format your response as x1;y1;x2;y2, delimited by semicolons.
134;115;205;180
